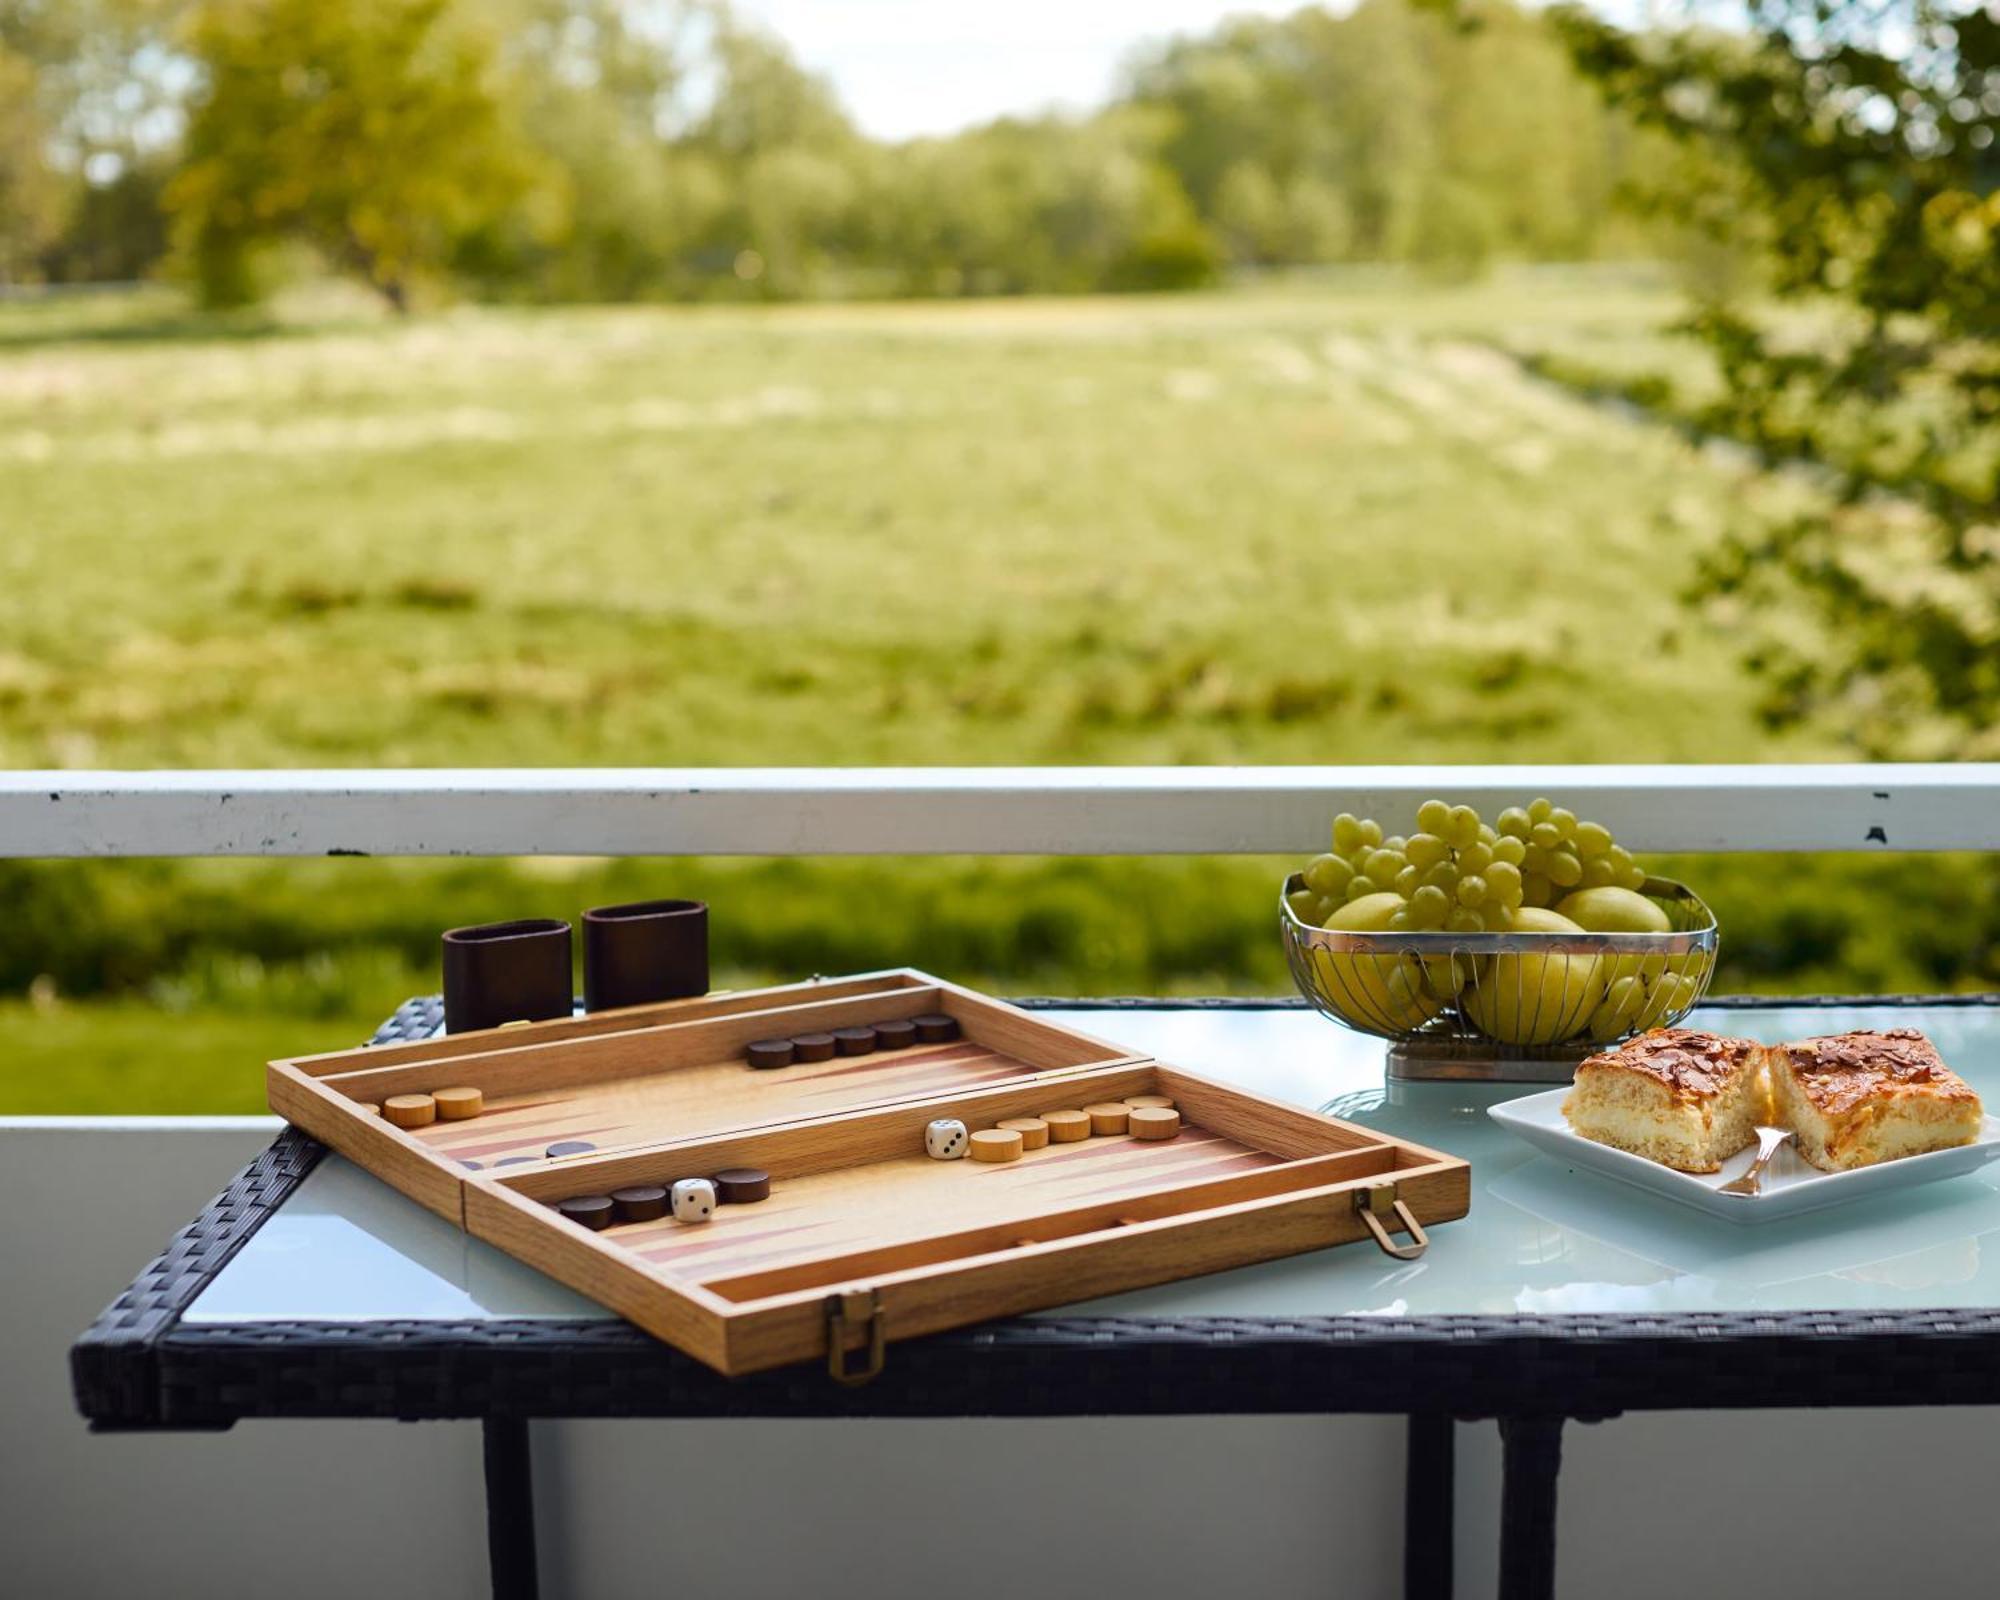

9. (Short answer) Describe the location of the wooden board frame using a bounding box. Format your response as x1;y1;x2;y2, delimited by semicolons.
267;971;1470;1374
267;970;1140;1223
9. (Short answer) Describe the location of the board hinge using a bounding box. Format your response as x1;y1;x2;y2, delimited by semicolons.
825;1287;886;1385
1355;1183;1429;1260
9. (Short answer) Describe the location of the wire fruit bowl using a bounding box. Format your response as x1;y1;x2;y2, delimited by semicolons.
1282;874;1720;1082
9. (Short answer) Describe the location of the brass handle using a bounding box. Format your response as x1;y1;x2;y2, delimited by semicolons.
825;1289;886;1385
1355;1184;1429;1260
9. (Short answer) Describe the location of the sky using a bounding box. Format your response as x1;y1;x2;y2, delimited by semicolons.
730;1;1308;141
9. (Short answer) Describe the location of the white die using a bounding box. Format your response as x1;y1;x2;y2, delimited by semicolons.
671;1178;716;1223
925;1118;969;1160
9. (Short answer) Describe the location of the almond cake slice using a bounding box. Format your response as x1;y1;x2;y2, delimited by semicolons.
1561;1028;1770;1174
1766;1028;1982;1172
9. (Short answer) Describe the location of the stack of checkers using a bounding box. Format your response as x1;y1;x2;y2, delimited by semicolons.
372;1087;489;1166
745;1012;960;1069
927;1094;1179;1164
555;1166;771;1232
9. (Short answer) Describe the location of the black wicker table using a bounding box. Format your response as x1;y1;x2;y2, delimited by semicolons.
73;996;2000;1600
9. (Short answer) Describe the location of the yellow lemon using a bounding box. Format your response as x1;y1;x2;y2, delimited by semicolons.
1460;907;1604;1044
1556;886;1671;985
1318;892;1443;1032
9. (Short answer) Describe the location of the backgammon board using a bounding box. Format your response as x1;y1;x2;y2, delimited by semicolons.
270;971;1469;1379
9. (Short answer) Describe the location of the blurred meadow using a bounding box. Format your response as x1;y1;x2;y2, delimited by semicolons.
3;0;1996;1109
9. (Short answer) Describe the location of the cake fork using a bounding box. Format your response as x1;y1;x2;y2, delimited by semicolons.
1718;1125;1793;1197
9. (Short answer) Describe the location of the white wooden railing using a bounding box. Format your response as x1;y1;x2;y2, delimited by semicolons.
3;764;1999;857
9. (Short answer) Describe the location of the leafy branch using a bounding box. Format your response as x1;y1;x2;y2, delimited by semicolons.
1550;0;1999;754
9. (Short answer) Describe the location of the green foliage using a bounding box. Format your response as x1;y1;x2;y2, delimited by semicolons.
1549;0;2000;756
0;44;64;278
41;159;173;282
12;0;1697;304
168;0;535;309
863;111;1219;298
1129;0;1633;274
10;850;1998;1117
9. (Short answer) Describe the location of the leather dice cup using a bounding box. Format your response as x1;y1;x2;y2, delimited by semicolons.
582;899;709;1013
441;919;574;1034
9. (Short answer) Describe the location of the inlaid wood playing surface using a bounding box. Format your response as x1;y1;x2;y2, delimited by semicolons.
600;1122;1290;1286
410;1038;1046;1165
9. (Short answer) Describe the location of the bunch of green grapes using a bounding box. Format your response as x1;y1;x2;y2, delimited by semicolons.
1287;797;1650;926
1399;798;1518;932
1285;812;1396;925
1489;798;1647;908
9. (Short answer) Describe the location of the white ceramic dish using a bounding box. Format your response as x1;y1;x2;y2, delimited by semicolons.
1488;1089;2000;1224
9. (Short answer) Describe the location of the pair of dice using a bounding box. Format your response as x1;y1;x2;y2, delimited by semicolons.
669;1177;716;1223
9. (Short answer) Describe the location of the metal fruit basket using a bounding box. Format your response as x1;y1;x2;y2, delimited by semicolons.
1282;874;1719;1082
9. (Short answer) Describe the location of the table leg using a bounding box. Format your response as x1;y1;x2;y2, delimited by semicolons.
1496;1415;1565;1600
1403;1413;1454;1600
482;1416;540;1600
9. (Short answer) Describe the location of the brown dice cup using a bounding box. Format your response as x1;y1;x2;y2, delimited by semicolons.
442;918;573;1035
582;899;709;1013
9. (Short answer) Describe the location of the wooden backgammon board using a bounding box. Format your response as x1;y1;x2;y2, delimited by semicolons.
270;970;1471;1379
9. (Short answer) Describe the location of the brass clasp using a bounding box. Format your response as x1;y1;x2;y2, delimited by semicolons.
1355;1184;1429;1260
825;1288;886;1385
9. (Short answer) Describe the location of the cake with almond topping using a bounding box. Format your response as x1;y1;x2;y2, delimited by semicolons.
1766;1028;1982;1172
1561;1028;1770;1173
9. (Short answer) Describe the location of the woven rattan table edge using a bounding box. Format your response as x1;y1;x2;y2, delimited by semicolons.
72;992;2000;1428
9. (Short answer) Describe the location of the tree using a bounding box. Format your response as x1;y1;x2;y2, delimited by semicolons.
689;21;855;160
1127;0;1641;272
167;0;534;310
454;0;708;301
0;45;64;280
0;0;190;284
1549;0;2000;756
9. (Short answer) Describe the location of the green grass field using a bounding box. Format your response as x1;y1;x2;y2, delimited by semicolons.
6;269;1981;1113
3;270;1811;768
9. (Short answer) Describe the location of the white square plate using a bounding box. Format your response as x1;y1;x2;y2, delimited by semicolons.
1488;1089;2000;1223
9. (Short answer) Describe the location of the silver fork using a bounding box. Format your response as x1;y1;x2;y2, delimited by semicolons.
1718;1125;1793;1197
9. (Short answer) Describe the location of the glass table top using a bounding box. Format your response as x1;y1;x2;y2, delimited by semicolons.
186;1002;2000;1326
